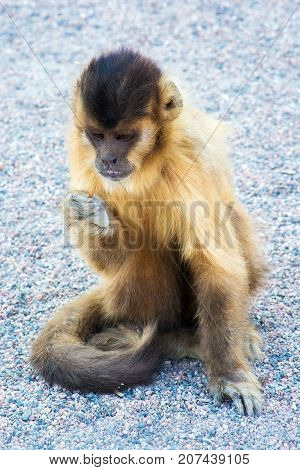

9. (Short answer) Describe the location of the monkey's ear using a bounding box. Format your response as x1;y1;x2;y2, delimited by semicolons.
159;77;183;121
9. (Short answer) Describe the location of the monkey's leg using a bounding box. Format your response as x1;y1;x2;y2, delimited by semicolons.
63;192;127;275
232;203;268;293
189;256;262;416
230;205;266;361
162;329;203;360
162;327;262;362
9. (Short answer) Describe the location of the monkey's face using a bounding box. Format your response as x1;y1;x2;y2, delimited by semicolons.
73;49;182;186
86;125;138;181
80;114;159;182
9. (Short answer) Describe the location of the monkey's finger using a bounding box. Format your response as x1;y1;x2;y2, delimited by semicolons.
241;395;254;417
70;194;107;214
93;208;110;228
85;201;110;227
69;194;94;205
69;193;105;204
232;395;245;415
67;193;107;215
252;396;263;417
67;195;96;212
68;190;91;199
63;194;88;212
93;195;106;206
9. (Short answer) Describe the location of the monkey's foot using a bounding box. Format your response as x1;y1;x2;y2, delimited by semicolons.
244;327;263;361
210;370;263;417
64;192;110;229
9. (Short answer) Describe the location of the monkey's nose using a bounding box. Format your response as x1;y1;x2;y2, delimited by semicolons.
102;155;118;165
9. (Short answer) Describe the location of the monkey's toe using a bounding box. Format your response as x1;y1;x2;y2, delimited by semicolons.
211;371;263;417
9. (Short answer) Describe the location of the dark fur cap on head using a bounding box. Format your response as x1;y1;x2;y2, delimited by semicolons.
79;48;162;128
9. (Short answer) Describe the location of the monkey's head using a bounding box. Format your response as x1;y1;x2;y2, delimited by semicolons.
72;48;183;187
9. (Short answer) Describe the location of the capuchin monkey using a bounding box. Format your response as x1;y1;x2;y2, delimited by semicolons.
31;48;267;416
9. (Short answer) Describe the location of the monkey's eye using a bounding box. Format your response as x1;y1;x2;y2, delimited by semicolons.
115;134;134;142
90;131;104;140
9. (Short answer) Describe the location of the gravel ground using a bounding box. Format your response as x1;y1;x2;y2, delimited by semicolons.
0;0;299;450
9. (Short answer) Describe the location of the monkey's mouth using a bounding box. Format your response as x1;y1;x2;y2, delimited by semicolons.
95;159;135;181
99;168;134;181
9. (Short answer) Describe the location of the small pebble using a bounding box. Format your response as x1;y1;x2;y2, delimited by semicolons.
21;411;31;422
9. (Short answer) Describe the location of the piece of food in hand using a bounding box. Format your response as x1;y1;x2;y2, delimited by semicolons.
93;196;110;228
67;191;110;229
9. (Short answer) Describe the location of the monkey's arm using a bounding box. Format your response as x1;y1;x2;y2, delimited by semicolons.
64;192;127;274
179;191;263;417
187;247;262;416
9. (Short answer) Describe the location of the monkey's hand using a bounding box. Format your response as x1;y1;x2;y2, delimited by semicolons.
63;192;124;273
211;369;263;417
64;192;110;232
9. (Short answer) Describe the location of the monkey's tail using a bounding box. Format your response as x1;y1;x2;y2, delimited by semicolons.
31;314;163;393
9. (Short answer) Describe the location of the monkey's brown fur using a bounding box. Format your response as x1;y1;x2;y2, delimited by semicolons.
31;49;267;415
